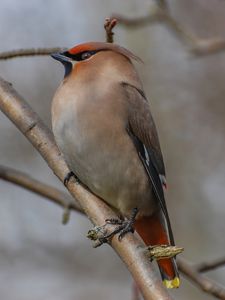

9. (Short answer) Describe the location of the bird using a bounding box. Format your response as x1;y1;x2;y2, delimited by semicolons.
51;41;180;289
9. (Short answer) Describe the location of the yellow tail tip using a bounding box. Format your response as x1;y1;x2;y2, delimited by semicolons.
163;277;180;289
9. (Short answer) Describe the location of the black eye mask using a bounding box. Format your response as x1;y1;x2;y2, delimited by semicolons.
63;50;98;61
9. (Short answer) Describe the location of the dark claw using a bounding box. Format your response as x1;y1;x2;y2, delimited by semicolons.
64;171;75;186
105;218;123;225
64;171;80;186
99;207;139;244
98;236;109;245
118;226;134;241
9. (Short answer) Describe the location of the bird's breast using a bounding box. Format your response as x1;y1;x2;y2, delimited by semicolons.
51;80;155;217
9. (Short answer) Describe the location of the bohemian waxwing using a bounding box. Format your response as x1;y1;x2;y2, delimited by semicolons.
51;42;180;288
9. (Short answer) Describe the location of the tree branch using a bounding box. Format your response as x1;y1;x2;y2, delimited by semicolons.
0;4;224;60
178;258;225;300
1;13;224;299
196;257;225;273
104;17;117;43
2;165;225;299
0;164;82;214
113;3;225;56
0;77;173;300
0;47;65;60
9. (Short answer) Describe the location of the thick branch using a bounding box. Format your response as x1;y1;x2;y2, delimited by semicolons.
178;258;225;300
2;165;225;299
0;77;172;300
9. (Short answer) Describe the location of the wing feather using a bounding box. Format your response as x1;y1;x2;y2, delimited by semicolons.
122;82;175;245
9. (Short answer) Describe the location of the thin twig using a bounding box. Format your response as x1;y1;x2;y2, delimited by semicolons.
191;38;225;56
111;9;162;28
196;257;225;273
0;4;224;60
178;258;225;300
0;164;83;213
112;4;225;56
0;77;173;300
112;6;197;45
0;47;65;60
104;17;117;43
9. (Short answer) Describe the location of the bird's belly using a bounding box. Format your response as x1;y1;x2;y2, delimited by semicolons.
53;107;155;217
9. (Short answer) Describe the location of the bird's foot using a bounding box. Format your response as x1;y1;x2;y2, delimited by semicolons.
63;171;80;186
99;207;139;244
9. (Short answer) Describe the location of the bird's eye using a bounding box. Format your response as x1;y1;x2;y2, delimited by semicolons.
81;52;92;60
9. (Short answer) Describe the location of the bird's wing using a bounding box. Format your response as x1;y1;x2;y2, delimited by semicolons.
121;82;175;245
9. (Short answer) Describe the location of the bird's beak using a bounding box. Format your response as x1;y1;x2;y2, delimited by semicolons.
51;52;72;64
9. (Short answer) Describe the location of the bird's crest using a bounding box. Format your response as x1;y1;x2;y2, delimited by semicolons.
67;42;142;63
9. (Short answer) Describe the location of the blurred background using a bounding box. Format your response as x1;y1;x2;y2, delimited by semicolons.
0;0;225;299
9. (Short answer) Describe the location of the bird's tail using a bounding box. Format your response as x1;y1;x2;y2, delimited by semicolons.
134;212;180;289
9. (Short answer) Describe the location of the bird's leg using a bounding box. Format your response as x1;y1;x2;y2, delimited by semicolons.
99;207;139;244
117;207;138;240
63;171;80;186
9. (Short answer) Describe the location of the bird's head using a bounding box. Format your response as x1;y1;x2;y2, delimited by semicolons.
51;42;141;77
